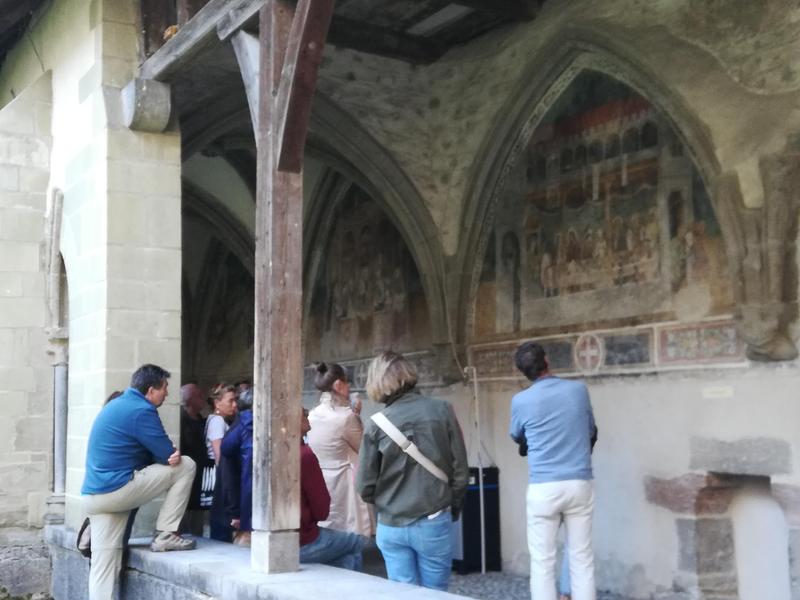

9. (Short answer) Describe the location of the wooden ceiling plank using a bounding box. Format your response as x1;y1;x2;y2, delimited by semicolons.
327;15;447;64
0;0;41;32
453;0;540;21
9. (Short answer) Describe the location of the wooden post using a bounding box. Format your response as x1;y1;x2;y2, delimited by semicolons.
249;0;333;573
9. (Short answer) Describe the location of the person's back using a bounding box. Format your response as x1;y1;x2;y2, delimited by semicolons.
510;377;594;484
509;343;597;600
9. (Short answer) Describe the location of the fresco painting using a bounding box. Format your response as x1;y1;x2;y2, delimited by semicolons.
476;71;733;338
306;187;431;362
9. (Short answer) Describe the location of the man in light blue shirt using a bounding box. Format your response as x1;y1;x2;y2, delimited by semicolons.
510;342;597;600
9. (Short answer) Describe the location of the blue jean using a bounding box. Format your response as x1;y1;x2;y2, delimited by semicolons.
300;527;364;571
376;510;453;591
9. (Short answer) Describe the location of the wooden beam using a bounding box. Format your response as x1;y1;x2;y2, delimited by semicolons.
139;0;266;81
231;30;261;132
216;0;267;40
327;15;447;64
453;0;540;20
274;0;335;172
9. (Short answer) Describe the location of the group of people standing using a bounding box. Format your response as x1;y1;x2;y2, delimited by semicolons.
79;341;597;600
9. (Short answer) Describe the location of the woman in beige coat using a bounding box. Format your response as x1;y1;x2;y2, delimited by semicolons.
307;362;374;538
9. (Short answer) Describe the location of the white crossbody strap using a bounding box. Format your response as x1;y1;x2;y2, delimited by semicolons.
371;411;449;483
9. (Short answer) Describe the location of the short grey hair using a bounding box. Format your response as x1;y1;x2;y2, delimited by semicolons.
366;351;418;403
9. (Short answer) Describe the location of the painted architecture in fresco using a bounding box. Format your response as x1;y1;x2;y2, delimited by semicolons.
472;72;738;376
304;187;431;366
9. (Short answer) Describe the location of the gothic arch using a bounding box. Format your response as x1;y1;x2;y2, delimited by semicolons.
454;27;742;346
304;94;449;346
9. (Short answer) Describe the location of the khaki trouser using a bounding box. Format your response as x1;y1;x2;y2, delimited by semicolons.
83;457;196;600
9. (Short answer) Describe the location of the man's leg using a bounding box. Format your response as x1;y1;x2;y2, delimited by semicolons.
299;527;363;571
85;510;129;600
527;482;563;600
410;511;453;591
376;522;419;585
154;456;195;532
563;480;595;600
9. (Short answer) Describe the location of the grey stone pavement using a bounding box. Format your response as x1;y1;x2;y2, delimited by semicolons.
363;542;628;600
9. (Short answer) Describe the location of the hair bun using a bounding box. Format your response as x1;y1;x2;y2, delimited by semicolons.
315;362;328;375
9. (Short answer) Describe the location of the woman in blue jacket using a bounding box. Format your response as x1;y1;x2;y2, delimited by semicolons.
221;388;253;545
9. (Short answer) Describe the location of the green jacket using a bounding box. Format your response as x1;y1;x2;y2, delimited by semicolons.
356;390;469;526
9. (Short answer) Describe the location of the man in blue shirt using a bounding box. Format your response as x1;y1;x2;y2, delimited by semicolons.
509;342;597;600
82;364;197;600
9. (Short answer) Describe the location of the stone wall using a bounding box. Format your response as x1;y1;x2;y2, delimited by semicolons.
0;0;183;539
0;71;54;598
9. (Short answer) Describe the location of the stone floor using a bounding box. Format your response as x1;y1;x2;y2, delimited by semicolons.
363;542;629;600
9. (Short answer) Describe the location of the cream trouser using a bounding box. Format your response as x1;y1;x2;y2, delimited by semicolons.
82;457;196;600
526;479;596;600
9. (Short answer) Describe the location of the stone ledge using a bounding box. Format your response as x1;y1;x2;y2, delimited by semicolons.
45;525;468;600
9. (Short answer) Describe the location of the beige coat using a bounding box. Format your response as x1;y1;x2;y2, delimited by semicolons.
308;394;374;537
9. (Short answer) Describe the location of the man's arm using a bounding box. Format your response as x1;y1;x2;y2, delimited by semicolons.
355;425;380;504
301;448;330;522
135;410;175;464
509;395;526;445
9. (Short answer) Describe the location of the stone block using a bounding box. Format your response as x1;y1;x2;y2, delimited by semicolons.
690;436;792;476
106;337;136;370
33;100;52;136
107;245;180;282
0;240;39;271
19;164;50;193
15;416;52;452
107;158;181;197
676;517;736;574
0;543;50;597
0;273;23;297
144;281;181;311
0;206;46;242
0;298;45;328
49;540;90;600
104;56;137;89
0;391;28;417
0;101;36;134
0;133;50;169
790;527;800;579
27;491;50;528
103;21;139;60
103;0;139;25
135;338;180;372
0;165;18;190
0;366;36;391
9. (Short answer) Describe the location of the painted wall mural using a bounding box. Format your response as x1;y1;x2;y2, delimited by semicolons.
305;186;431;362
475;71;734;340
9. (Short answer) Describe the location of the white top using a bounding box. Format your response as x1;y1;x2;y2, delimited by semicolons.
205;414;229;460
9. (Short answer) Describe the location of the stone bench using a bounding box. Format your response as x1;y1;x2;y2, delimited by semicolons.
45;525;469;600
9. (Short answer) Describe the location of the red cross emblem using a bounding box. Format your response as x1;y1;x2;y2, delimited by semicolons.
574;333;604;374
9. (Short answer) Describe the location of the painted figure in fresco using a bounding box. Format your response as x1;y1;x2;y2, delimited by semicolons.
540;251;557;297
501;232;522;332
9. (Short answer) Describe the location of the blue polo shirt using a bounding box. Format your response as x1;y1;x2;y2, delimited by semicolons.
509;377;595;484
81;387;175;495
